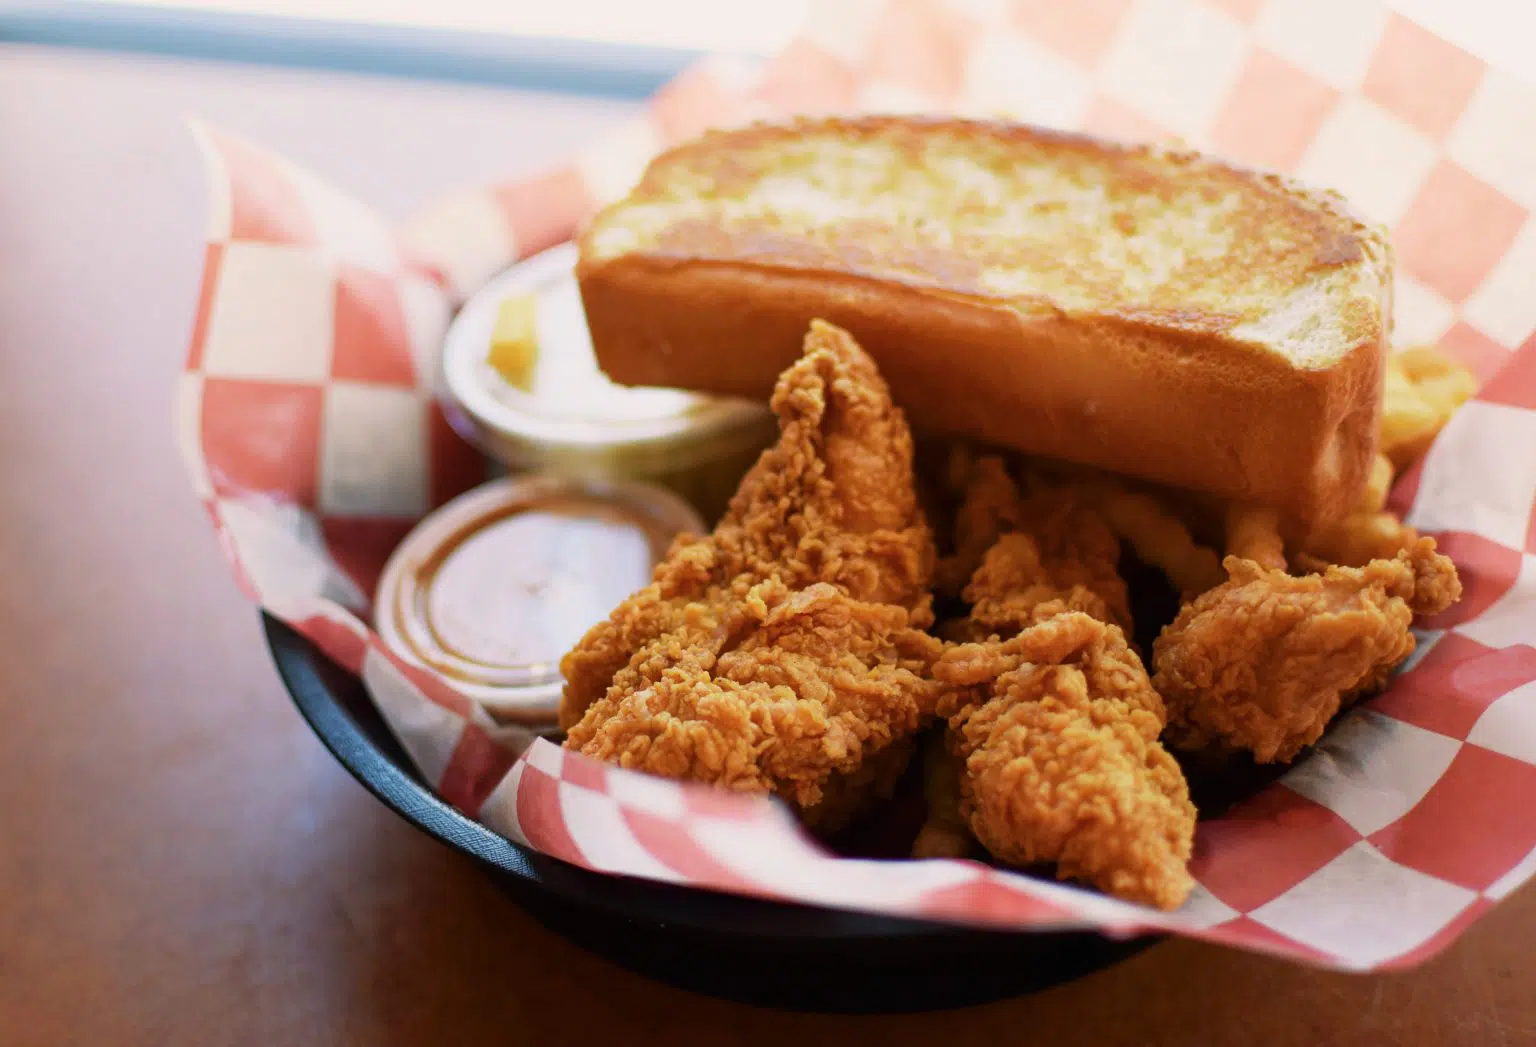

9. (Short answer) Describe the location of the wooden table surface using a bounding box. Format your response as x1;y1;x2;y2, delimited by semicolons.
1;42;1531;1047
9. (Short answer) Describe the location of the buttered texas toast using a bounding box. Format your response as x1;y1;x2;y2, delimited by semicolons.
576;117;1394;532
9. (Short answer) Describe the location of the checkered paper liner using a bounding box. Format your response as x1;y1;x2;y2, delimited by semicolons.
177;0;1536;972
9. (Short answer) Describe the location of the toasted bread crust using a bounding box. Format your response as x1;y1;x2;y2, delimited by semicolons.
578;117;1391;529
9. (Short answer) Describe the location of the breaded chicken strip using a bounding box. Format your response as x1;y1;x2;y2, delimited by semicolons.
937;605;1196;909
1153;537;1460;763
560;321;939;829
939;458;1130;634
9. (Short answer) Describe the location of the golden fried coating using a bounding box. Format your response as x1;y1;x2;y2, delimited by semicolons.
1153;537;1462;763
936;611;1196;910
939;459;1130;632
560;322;939;829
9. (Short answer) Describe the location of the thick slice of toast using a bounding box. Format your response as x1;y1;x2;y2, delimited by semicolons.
577;117;1393;530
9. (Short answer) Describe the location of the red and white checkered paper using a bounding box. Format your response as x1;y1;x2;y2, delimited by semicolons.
178;0;1536;971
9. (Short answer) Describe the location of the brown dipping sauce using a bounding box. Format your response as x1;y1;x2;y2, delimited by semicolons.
376;477;703;725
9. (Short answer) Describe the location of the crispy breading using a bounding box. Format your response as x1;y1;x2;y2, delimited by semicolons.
560;322;940;829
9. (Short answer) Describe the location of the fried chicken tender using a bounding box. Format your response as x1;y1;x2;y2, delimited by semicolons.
559;321;940;828
936;608;1196;910
925;464;1194;906
568;579;944;827
950;532;1128;641
938;458;1130;632
935;454;1026;596
1153;537;1462;763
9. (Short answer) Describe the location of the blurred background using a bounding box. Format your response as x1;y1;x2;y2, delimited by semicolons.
0;0;810;95
3;0;1526;93
74;0;810;52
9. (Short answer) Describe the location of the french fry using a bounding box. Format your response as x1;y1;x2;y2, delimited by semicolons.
1309;511;1417;567
1381;355;1442;470
1400;345;1478;420
911;732;974;860
1415;367;1478;419
487;293;539;391
1225;504;1286;570
1359;453;1394;514
1088;482;1225;597
1290;550;1335;575
1381;347;1478;470
1397;345;1472;386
